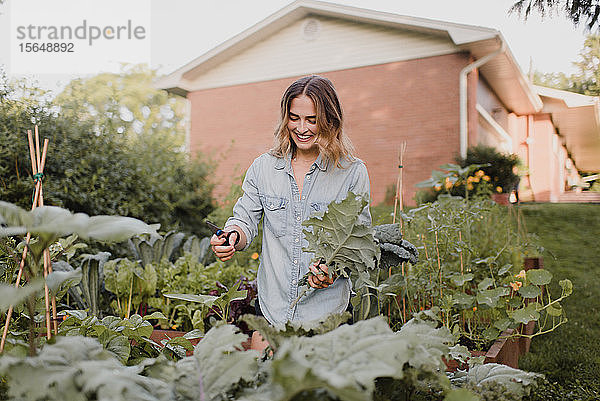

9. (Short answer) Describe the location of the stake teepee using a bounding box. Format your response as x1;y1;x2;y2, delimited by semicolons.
0;126;56;352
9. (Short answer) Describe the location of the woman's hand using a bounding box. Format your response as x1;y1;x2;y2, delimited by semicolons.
307;261;335;289
210;231;240;261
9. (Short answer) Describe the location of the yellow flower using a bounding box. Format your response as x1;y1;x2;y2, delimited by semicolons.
509;281;523;291
515;270;526;279
467;176;474;183
171;325;177;330
473;306;478;311
476;170;485;177
472;177;480;183
434;185;442;191
483;175;490;181
496;186;503;193
251;252;259;260
467;183;474;190
444;177;453;190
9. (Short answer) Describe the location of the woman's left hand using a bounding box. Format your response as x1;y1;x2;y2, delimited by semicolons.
307;262;335;289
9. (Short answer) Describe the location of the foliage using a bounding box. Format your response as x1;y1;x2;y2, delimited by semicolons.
0;313;545;400
104;258;158;318
57;309;198;364
147;253;256;331
509;0;600;31
294;192;381;307
164;279;250;333
0;71;215;243
0;336;173;401
534;34;600;96
128;231;186;268
0;201;163;355
53;251;111;317
450;363;542;400
456;146;521;195
241;312;352;351
400;197;570;349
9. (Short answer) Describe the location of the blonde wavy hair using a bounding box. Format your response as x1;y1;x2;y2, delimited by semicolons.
270;75;355;168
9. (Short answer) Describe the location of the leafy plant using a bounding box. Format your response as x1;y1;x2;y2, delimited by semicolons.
164;280;249;333
128;230;185;267
400;197;571;349
455;145;521;194
0;201;160;355
0;313;545;400
57;309;200;363
147;253;256;330
104;258;157;318
293;192;381;307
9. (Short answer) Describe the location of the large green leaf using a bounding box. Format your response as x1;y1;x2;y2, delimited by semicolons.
518;285;542;299
268;316;453;400
527;269;553;286
301;192;380;288
0;336;170;401
0;202;160;243
511;303;541;324
462;363;542;397
476;287;509;308
173;324;259;401
0;279;45;312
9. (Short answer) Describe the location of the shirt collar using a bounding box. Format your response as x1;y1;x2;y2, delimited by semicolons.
274;152;328;172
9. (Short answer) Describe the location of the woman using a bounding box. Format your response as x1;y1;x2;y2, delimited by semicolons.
211;75;371;334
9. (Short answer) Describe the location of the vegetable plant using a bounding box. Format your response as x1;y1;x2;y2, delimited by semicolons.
292;192;381;308
400;196;572;349
0;201;160;355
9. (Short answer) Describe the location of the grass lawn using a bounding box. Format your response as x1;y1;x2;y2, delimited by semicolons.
517;203;600;400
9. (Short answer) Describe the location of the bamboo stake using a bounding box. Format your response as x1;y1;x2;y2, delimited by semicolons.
0;130;48;351
34;133;58;335
391;142;407;322
33;128;53;340
0;129;53;352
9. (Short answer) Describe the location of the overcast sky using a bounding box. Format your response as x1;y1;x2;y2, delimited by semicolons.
0;0;590;95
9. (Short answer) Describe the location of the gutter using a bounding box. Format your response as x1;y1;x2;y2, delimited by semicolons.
459;40;506;159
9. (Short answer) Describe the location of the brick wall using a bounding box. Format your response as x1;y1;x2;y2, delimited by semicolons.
188;52;473;205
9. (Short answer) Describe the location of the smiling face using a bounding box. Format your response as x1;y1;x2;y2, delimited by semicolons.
287;94;319;158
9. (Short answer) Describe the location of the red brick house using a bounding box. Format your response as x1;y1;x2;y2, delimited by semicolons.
157;0;600;204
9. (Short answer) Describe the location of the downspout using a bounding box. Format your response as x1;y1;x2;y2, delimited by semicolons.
459;40;506;159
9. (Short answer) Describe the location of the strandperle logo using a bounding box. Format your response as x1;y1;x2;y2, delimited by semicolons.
15;20;146;46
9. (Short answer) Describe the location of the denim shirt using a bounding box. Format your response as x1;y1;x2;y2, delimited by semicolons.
225;152;371;326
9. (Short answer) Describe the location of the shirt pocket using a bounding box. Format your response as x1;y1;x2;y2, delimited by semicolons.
262;195;288;238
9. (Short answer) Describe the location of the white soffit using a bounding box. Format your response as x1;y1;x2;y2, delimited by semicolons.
535;85;600;172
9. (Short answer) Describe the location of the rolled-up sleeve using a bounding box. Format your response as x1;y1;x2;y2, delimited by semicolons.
225;160;264;250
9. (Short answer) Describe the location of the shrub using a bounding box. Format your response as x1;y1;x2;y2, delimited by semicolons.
456;145;521;194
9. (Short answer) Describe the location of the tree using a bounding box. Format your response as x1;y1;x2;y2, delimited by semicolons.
510;0;600;31
0;69;215;240
534;34;600;96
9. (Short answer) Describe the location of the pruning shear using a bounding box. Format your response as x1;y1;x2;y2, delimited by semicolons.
205;220;240;246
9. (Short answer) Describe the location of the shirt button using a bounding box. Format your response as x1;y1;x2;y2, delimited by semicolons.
302;196;305;200
293;259;297;264
295;237;299;243
306;176;310;180
296;216;301;221
291;279;297;285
